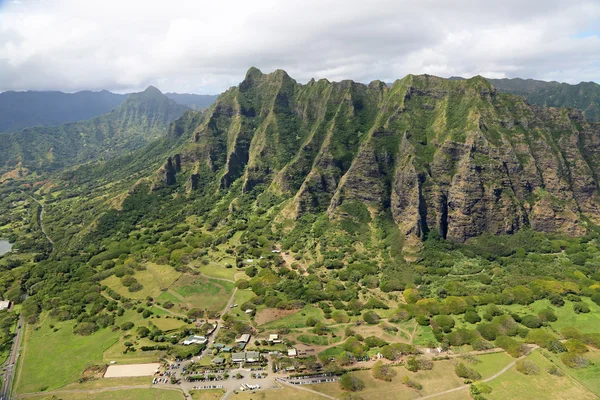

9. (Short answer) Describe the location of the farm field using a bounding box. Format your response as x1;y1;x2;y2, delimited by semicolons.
486;350;597;400
16;316;120;394
197;263;237;281
21;388;184;400
157;275;234;312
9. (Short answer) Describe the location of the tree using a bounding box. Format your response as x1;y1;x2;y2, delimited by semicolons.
454;362;481;380
573;302;590;314
516;359;539;375
464;310;481;324
362;311;380;325
121;321;134;330
434;315;455;333
339;373;365;392
372;361;397;381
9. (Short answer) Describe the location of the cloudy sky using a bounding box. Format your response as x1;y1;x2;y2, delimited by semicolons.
0;0;599;94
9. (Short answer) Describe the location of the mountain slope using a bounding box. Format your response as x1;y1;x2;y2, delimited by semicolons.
165;93;219;110
153;68;600;243
485;78;600;122
0;86;189;173
0;90;127;133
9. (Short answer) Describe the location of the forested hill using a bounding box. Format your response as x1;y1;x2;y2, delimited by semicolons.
0;90;127;133
0;86;189;173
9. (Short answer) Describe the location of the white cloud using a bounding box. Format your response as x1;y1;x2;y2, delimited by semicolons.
0;0;599;93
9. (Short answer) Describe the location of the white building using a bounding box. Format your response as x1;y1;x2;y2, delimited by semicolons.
183;335;208;346
236;333;251;343
0;300;10;311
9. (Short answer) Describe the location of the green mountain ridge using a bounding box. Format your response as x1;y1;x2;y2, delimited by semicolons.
145;68;600;243
0;86;190;173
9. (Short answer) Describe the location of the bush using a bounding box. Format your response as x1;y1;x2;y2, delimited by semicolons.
516;359;539;375
465;310;481;324
546;365;564;376
565;339;589;354
495;336;527;358
372;361;397;382
363;311;380;325
537;308;557;323
561;352;590;368
121;321;134;330
454;362;481;380
471;338;494;351
434;315;455;333
520;315;541;329
339;373;365;392
400;375;423;390
74;322;98;336
573;302;590;314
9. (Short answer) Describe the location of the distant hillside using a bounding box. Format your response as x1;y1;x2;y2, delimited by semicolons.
165;93;219;109
0;86;189;173
0;90;127;133
451;77;600;122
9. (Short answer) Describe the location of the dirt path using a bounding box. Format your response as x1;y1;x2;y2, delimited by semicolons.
275;246;308;276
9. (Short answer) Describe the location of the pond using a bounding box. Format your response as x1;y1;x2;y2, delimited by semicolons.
0;240;12;256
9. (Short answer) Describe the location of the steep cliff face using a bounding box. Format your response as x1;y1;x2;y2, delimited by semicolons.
159;68;600;242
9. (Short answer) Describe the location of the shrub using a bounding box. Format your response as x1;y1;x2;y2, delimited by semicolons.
121;321;134;330
339;374;365;392
494;336;526;358
546;365;564;376
363;311;380;325
434;315;455;333
447;328;477;346
471;338;494;351
573;302;590;314
74;322;98;336
560;327;583;340
465;310;481;324
561;352;590;368
128;282;143;292
400;375;423;390
520;315;541;329
565;339;589;354
454;362;481;380
516;359;539;375
372;361;397;382
537;308;557;323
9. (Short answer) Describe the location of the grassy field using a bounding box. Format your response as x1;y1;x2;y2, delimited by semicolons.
151;316;189;331
233;385;314;400
16;317;120;394
190;389;226;399
197;263;236;281
486;350;597;400
312;359;465;399
499;298;600;334
157;275;234;312
102;263;181;300
542;347;600;396
21;388;184;400
261;306;323;329
470;352;514;379
61;376;152;390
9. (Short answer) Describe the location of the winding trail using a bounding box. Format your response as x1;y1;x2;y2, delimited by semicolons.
415;346;539;400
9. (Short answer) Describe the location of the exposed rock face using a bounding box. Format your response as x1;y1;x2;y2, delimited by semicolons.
160;68;600;242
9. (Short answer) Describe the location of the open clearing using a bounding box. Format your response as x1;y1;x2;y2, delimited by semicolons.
486;350;596;400
190;389;226;399
232;385;315;400
255;308;299;325
16;316;119;394
261;306;323;329
104;363;160;378
157;275;234;312
20;388;184;400
102;263;181;300
312;359;465;399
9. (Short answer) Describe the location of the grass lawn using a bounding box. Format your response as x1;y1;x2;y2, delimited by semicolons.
151;316;190;332
261;306;323;329
499;298;600;334
190;389;226;399
471;352;514;379
198;263;236;281
542;347;600;396
233;385;314;400
486;350;597;400
21;388;184;400
61;376;151;390
312;359;465;399
102;263;181;300
156;275;234;313
16;317;120;394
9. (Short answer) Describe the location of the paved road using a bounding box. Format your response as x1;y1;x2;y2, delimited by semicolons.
1;315;25;400
25;194;53;245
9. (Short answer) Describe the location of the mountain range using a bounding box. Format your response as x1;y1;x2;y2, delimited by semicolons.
0;89;219;134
